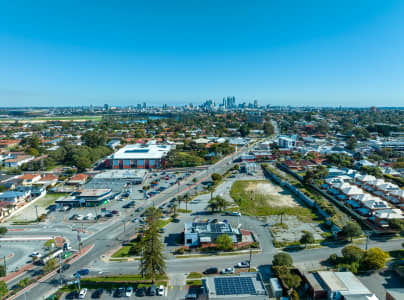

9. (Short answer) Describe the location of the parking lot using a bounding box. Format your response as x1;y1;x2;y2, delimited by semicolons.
60;285;191;300
2;170;193;275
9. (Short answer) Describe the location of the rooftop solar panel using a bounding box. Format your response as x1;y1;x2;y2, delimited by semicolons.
214;277;256;296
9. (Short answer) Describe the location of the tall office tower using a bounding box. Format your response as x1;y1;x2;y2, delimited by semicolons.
254;99;258;108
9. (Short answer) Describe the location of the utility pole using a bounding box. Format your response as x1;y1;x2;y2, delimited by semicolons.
94;205;98;222
248;248;252;272
3;255;6;276
58;252;62;285
35;205;39;222
123;221;126;233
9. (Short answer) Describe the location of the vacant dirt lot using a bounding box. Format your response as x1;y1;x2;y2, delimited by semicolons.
244;181;299;208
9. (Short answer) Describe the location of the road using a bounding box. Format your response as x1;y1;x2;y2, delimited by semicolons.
10;146;249;300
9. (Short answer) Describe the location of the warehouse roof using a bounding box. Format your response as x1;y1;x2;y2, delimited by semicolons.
111;144;171;160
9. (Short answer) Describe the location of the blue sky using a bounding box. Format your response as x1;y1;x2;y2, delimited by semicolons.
1;0;404;107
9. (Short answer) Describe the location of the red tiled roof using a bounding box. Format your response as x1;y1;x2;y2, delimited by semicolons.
69;173;88;181
19;173;40;180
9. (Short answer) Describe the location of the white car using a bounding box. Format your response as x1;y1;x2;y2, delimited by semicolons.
231;212;241;217
157;285;165;296
30;251;39;257
236;261;250;268
220;267;235;274
76;215;84;220
125;286;133;297
78;288;87;299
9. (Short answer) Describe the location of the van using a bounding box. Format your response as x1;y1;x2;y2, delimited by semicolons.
148;284;157;296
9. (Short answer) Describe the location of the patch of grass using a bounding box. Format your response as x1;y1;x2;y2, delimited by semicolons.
82;274;168;283
230;180;315;221
36;192;69;208
109;258;129;262
44;239;56;247
186;279;202;286
111;245;132;258
187;272;203;279
158;217;172;228
177;208;192;213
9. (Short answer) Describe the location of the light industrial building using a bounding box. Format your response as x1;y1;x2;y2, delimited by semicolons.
105;144;171;169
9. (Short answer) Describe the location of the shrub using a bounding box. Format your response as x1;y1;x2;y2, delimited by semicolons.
362;247;389;270
215;234;233;251
0;227;7;235
273;252;293;267
342;245;364;263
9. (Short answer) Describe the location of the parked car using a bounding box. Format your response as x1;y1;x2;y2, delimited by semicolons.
185;293;198;300
111;210;119;215
78;288;87;299
115;287;125;297
125;286;133;297
136;287;147;297
220;267;234;274
91;288;103;298
105;213;114;218
236;261;250;268
203;267;218;274
231;212;241;217
131;218;138;223
157;285;165;296
65;291;78;299
148;284;157;296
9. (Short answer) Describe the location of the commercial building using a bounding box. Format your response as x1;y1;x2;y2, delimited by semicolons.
105;144;171;169
303;271;377;300
93;169;148;184
184;221;253;248
56;188;112;207
202;272;267;300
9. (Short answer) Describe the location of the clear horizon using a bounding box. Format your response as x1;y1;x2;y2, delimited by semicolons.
2;1;404;107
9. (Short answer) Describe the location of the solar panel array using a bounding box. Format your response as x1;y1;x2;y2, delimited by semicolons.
214;277;256;296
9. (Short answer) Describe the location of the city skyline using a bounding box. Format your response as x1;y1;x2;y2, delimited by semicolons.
2;1;404;107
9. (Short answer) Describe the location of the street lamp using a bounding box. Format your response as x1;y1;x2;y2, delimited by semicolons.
35;205;39;222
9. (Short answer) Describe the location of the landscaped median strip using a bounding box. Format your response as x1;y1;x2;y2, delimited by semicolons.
7;244;95;300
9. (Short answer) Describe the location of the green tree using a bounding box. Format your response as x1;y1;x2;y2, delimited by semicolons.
280;272;301;289
43;258;57;273
341;245;364;263
211;173;222;183
346;136;357;150
239;124;250;137
341;222;362;242
215;234;233;251
263;122;274;136
0;265;6;277
362;247;389;270
0;227;8;235
0;280;8;297
81;130;106;148
300;231;315;248
273;252;293;267
139;207;166;282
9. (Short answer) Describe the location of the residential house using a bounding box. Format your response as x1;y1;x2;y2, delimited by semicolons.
68;173;89;185
37;173;59;186
372;208;404;227
3;154;34;167
19;173;41;185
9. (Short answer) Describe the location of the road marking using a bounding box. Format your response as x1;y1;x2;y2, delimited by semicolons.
170;285;173;289
180;286;183;290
